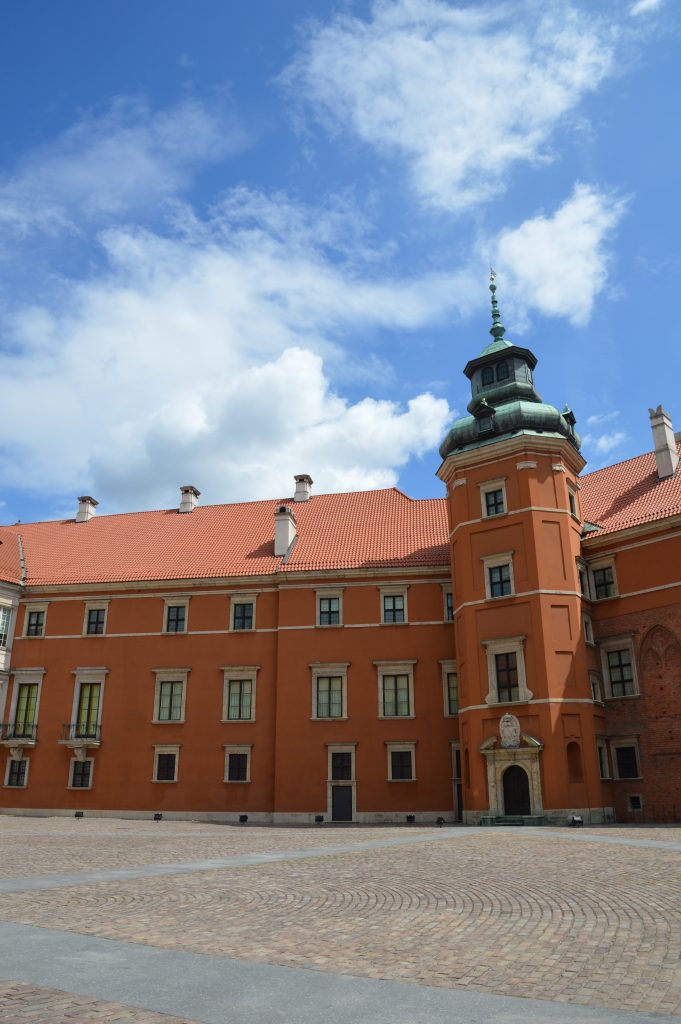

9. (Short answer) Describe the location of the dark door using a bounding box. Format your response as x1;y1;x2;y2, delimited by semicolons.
331;785;353;822
502;765;531;815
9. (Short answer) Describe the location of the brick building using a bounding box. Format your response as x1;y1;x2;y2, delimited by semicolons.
0;284;679;824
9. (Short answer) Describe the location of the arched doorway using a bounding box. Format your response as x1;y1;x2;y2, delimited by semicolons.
503;764;531;815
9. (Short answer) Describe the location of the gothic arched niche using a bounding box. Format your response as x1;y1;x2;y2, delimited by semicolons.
641;625;681;685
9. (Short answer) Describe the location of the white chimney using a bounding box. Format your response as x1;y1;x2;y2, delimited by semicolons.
293;474;313;502
274;505;297;556
76;496;98;522
179;485;200;513
649;406;679;480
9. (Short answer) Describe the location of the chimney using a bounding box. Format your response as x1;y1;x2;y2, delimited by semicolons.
179;485;200;513
76;496;98;522
274;505;297;557
649;406;679;480
293;474;313;502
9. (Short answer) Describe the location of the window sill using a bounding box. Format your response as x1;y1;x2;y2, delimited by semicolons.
82;633;106;638
444;711;459;718
592;594;618;603
229;628;255;634
387;777;417;782
485;594;514;602
3;785;27;790
152;779;178;784
220;718;255;724
483;511;507;520
604;693;640;701
612;776;643;782
380;621;408;626
152;719;186;725
67;786;93;791
378;714;415;720
224;779;251;784
316;623;344;629
311;716;348;722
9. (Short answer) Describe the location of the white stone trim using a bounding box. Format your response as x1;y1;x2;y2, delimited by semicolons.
481;551;515;600
23;603;48;638
152;744;180;782
316;588;344;627
378;586;409;624
479;477;508;518
163;597;190;633
221;666;259;722
68;756;94;789
386;742;416;781
588;557;618;601
482;635;532;705
374;661;416;719
229;593;258;632
310;662;349;720
223;744;253;783
152;668;189;724
82;600;110;636
3;755;29;788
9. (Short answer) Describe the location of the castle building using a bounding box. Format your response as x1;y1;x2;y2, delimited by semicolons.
0;284;679;824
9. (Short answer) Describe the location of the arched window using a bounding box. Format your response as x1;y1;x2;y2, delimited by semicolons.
496;362;509;382
566;741;583;783
481;366;494;386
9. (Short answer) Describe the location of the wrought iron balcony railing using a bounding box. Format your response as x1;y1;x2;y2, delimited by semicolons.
60;723;102;743
0;722;37;742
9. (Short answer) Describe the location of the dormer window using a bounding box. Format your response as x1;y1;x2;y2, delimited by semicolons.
478;416;494;434
481;366;494;386
496;362;509;382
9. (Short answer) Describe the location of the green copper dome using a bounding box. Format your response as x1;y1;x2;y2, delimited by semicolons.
439;274;581;459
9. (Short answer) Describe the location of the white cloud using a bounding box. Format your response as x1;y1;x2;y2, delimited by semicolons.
0;97;247;241
630;0;663;15
0;188;458;512
586;411;620;427
582;430;627;456
284;0;616;210
493;184;627;326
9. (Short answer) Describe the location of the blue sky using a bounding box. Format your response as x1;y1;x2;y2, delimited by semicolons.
0;0;678;523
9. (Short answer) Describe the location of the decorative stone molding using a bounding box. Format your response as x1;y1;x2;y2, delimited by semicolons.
479;719;544;816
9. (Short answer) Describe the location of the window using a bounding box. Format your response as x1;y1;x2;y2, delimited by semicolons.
441;661;458;716
13;682;39;737
596;739;609;779
444;590;453;621
591;563;616;600
604;646;637;698
481;366;494;386
382;592;406;624
230;594;257;631
331;751;352;780
69;758;93;789
25;608;46;637
589;672;603;703
583;615;594;645
496;362;509;382
221;667;258;722
578;565;589;598
611;740;641;779
5;758;27;787
375;660;416;718
568;486;579;519
388;746;415;781
0;605;12;649
75;682;101;738
158;681;184;721
628;794;643;812
479;478;507;519
316;676;343;718
224;745;251;783
164;600;188;633
483;636;532;704
83;602;108;636
478;415;494;434
317;590;343;626
482;553;515;600
153;746;179;782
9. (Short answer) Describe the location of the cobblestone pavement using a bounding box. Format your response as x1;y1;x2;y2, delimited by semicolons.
1;818;680;1021
0;980;198;1024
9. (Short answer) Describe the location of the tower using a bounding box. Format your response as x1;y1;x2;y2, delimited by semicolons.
437;275;610;823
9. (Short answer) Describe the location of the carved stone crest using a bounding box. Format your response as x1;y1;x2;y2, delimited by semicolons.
499;713;521;749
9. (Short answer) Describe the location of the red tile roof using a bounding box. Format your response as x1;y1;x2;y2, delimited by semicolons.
0;529;22;585
1;489;450;587
580;441;681;537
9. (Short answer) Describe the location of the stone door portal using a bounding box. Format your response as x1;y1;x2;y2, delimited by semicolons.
503;764;531;815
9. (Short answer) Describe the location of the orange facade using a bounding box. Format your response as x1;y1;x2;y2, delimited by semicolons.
1;306;680;824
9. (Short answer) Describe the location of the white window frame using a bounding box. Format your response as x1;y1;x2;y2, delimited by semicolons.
482;636;532;705
589;671;603;704
596;738;609;779
442;586;454;622
589;558;618;601
375;660;416;719
68;756;94;790
479;477;508;519
8;668;45;732
577;559;591;600
310;662;349;720
23;603;48;638
482;552;515;600
221;666;259;722
379;586;409;625
224;744;252;783
153;744;180;783
229;594;258;632
583;614;595;646
82;601;110;637
70;667;107;735
386;742;416;782
567;482;580;521
152;668;189;724
600;637;639;699
163;598;189;634
316;588;344;627
440;659;458;717
610;738;642;780
4;756;29;788
0;599;17;652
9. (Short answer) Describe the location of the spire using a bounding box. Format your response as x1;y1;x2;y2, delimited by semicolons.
489;268;506;341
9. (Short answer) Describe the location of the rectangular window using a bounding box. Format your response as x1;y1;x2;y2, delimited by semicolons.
157;680;184;722
26;610;45;637
390;750;413;780
331;751;352;780
614;745;639;779
445;591;454;621
155;752;177;781
593;566;615;600
75;682;101;738
227;679;252;721
232;602;254;631
589;673;602;703
607;649;635;697
0;606;11;648
446;671;458;715
14;683;38;736
579;569;589;597
70;760;92;789
316;676;343;718
318;596;340;626
7;759;27;787
485;488;505;516
383;594;405;623
85;608;106;635
597;741;609;779
568;491;577;517
382;674;410;716
488;564;512;598
495;653;519;702
165;605;186;633
228;752;248;781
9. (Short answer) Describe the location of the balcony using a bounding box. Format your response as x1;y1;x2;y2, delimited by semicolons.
59;723;101;749
0;722;37;748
